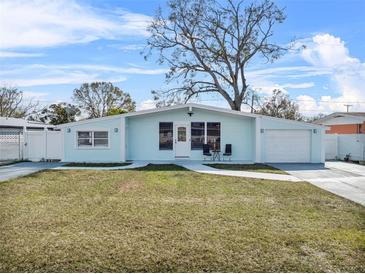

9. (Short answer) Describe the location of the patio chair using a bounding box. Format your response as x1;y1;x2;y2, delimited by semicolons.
223;144;232;161
203;144;212;160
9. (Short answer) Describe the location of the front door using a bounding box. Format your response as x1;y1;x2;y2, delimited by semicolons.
175;123;190;158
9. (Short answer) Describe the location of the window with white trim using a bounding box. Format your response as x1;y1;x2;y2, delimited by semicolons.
77;131;109;148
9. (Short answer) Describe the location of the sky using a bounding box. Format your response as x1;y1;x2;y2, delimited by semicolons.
0;0;365;116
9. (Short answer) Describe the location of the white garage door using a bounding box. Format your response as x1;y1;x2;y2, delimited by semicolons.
264;130;311;163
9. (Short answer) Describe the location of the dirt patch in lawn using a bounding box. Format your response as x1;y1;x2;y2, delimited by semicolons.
119;179;142;193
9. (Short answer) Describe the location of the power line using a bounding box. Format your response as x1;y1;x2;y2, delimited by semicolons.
198;98;365;104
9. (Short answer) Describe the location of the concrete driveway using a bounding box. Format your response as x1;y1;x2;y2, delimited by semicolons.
0;162;63;182
271;162;365;206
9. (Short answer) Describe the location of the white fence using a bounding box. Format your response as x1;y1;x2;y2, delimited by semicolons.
325;134;365;161
0;130;62;162
25;131;63;161
0;131;24;160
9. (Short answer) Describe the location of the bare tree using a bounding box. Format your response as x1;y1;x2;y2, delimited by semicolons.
0;86;38;118
29;103;81;125
73;82;136;118
304;113;326;123
146;0;287;110
256;89;302;120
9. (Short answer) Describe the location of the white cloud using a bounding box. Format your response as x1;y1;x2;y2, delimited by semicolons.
281;82;314;89
0;51;44;58
301;34;358;67
246;77;314;95
114;44;145;51
22;91;48;98
2;75;127;87
138;99;156;110
246;34;365;114
0;63;166;87
296;33;365;114
0;0;152;49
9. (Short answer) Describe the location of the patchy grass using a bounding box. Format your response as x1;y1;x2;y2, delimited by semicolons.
63;162;131;167
206;163;288;174
0;165;364;272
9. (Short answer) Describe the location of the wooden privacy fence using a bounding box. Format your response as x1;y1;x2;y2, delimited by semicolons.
325;134;365;161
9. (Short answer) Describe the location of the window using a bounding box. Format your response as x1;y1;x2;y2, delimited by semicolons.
191;122;205;150
77;131;108;148
159;122;173;150
207;122;221;150
77;131;92;147
177;127;186;141
93;131;109;147
358;124;362;134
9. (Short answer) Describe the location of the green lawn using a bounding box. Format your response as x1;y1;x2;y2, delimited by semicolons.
206;163;288;174
0;164;364;272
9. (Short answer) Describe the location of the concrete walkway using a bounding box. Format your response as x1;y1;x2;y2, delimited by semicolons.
179;162;301;182
271;163;365;206
54;160;300;181
0;162;63;182
54;161;149;170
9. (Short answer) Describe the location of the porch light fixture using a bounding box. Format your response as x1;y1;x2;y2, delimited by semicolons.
187;106;194;116
313;129;317;134
114;128;119;133
67;128;71;133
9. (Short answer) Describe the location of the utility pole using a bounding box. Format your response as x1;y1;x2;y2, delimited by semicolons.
344;104;352;112
250;94;255;113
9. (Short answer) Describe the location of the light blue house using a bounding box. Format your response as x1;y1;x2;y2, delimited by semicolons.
58;104;325;163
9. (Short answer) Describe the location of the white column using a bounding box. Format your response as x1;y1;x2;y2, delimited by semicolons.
23;125;27;160
320;128;326;163
255;117;262;163
44;127;48;161
120;116;126;162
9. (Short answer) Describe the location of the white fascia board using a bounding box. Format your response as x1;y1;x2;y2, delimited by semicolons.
259;115;325;129
315;113;365;124
57;103;324;129
57;115;122;128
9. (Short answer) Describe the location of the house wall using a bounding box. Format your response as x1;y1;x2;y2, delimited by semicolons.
62;117;123;162
260;118;323;163
326;124;364;134
126;108;255;161
321;116;365;134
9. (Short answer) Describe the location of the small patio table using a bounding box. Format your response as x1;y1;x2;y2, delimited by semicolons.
212;149;221;161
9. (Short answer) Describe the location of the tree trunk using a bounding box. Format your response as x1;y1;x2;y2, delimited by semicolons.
231;97;241;111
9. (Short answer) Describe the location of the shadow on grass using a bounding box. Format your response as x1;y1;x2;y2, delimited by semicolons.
135;164;188;171
63;162;131;167
206;163;288;174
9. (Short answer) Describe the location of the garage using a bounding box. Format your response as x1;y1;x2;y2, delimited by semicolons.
264;129;311;163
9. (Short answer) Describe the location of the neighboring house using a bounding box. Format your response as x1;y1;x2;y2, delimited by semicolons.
314;112;365;161
58;104;325;164
314;112;365;134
